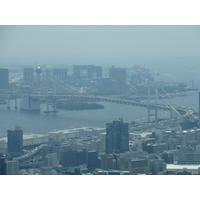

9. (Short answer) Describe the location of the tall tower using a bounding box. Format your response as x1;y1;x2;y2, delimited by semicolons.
23;67;34;86
7;126;23;157
0;68;9;89
36;67;42;87
106;118;129;154
0;156;7;175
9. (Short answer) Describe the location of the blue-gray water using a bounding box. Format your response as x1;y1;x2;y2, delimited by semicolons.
0;92;199;137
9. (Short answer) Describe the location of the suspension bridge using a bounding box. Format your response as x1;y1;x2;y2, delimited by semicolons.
0;74;197;123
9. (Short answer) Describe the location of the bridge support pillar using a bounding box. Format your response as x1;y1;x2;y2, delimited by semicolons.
147;107;150;123
155;107;158;121
44;97;51;113
14;99;18;109
7;99;10;109
52;99;59;113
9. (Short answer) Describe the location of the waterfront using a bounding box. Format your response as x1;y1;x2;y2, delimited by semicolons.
0;92;199;137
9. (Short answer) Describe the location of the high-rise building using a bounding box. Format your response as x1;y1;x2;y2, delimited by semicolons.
23;67;34;86
86;151;99;169
53;68;68;84
0;69;9;89
6;160;19;175
106;118;129;154
73;65;102;79
109;67;126;82
61;150;78;167
7;126;23;157
0;156;7;175
46;153;59;168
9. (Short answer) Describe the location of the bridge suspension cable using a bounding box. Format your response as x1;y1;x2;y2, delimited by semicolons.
156;82;180;107
149;81;181;116
47;75;85;95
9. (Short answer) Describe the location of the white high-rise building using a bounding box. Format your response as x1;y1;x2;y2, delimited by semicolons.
6;160;19;175
46;153;59;168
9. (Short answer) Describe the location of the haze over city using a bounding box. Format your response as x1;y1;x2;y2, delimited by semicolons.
1;25;200;67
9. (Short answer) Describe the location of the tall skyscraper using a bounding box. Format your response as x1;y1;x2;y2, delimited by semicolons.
23;67;34;86
0;68;9;89
7;126;23;157
109;67;126;82
0;156;7;175
106;118;129;154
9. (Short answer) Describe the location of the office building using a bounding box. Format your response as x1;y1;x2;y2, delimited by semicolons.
6;160;19;175
61;150;78;167
0;69;9;89
100;154;117;170
23;67;34;86
7;126;23;157
118;158;150;175
109;67;126;82
73;65;102;79
53;68;68;84
86;151;99;169
0;156;7;175
46;153;59;168
106;118;129;154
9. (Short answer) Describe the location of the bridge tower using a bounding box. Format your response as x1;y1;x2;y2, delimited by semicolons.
147;79;158;123
44;69;58;113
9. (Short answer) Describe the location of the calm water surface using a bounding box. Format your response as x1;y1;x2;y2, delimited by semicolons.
0;92;199;137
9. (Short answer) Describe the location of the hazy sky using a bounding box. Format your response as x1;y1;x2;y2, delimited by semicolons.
0;25;200;67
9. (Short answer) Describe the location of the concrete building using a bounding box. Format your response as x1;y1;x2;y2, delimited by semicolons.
166;164;200;174
149;158;166;175
106;118;129;154
6;160;19;175
46;153;59;168
23;67;34;86
143;142;168;154
61;150;78;167
0;156;7;175
0;133;49;150
118;157;150;175
95;170;129;175
39;167;58;175
86;150;99;169
53;68;68;84
73;65;102;79
109;67;126;82
100;154;117;170
0;68;9;89
174;147;200;163
7;126;23;157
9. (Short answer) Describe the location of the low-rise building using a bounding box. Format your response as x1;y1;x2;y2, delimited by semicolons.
6;160;19;175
